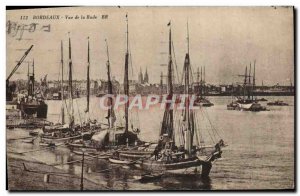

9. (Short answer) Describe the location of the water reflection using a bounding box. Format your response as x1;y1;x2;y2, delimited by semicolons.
161;175;212;190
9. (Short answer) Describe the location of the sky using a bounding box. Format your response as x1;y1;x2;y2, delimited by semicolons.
6;6;294;86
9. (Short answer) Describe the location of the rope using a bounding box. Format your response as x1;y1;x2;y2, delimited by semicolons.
201;106;223;139
199;107;216;144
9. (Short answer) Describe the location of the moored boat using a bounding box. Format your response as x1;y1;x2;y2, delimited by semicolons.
267;100;288;106
227;62;267;112
257;97;268;101
108;157;135;165
118;22;225;177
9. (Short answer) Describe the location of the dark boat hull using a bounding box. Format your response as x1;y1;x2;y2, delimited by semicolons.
267;102;288;106
141;158;199;170
20;103;48;118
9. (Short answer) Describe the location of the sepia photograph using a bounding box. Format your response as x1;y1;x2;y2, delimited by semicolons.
6;6;295;191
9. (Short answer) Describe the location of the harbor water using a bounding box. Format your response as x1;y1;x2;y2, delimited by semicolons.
7;96;294;190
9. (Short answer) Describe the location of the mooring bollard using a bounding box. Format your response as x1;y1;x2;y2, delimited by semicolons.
44;174;50;183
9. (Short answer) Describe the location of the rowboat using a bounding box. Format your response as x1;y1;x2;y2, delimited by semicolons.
22;138;35;144
108;157;135;165
41;134;82;143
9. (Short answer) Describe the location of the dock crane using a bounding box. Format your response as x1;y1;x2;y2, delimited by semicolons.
6;45;34;101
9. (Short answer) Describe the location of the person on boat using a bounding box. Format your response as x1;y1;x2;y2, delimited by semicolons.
215;142;221;152
214;139;225;153
153;147;159;160
165;148;172;162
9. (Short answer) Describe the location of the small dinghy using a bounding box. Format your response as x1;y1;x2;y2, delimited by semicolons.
257;98;268;102
22;138;35;144
86;153;110;160
267;100;289;106
72;150;85;155
108;157;135;165
29;130;40;136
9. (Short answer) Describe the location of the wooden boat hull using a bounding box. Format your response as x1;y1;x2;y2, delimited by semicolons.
140;158;212;177
41;135;82;143
119;150;153;161
267;102;288;106
141;157;201;171
20;102;48;118
22;139;35;144
108;157;135;165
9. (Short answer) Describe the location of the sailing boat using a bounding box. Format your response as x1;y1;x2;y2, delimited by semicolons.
68;38;120;153
227;83;238;110
41;36;83;145
66;37;110;153
109;14;140;148
108;14;146;163
81;37;102;138
228;61;267;111
104;39;117;129
138;22;224;177
113;22;224;176
194;66;214;107
70;21;141;154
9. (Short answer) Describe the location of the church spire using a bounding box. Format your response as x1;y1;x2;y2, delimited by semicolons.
144;67;149;83
138;67;143;84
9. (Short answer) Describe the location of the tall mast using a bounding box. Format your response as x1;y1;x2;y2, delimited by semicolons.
187;21;190;55
86;37;90;115
160;71;163;95
27;62;30;94
68;33;74;127
204;66;206;83
184;21;193;157
32;59;35;96
105;39;115;128
167;21;174;137
160;21;174;139
248;62;251;84
61;40;65;124
248;62;251;99
243;66;247;100
200;66;202;97
197;67;200;85
196;67;200;95
124;14;129;134
253;60;256;100
168;22;173;95
204;66;206;97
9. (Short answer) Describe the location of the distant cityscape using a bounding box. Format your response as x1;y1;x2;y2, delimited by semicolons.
10;68;295;99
